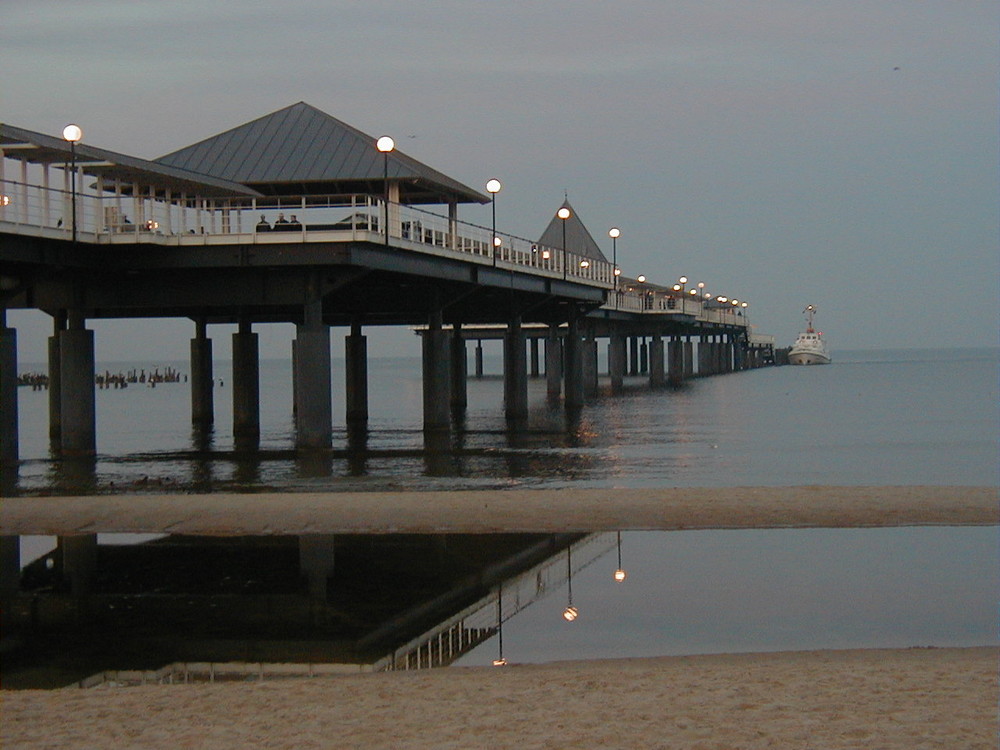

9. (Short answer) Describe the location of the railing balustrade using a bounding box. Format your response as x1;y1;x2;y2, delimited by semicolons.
1;176;749;330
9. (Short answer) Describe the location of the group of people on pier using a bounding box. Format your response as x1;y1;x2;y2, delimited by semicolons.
256;213;302;232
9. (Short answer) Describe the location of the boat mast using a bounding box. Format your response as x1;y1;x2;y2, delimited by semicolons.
804;304;816;333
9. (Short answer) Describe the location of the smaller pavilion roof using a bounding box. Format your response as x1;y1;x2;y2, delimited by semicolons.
155;102;489;205
537;200;609;262
0;123;261;199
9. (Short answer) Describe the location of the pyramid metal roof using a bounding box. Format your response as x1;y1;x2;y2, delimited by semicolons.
155;102;489;205
537;200;609;262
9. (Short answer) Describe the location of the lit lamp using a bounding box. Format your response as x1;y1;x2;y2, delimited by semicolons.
557;206;571;279
579;259;590;269
637;274;646;283
614;530;627;582
376;135;395;246
63;123;83;243
609;227;621;289
562;543;578;622
486;178;502;265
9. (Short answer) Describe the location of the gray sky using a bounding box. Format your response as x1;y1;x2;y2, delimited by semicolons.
4;0;997;362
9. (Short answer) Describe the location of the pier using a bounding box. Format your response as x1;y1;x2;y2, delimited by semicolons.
0;103;774;477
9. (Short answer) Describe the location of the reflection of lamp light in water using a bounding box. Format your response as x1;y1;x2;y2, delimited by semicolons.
614;531;627;582
562;543;578;621
493;584;508;666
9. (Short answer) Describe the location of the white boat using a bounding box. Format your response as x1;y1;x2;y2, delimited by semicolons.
788;305;830;365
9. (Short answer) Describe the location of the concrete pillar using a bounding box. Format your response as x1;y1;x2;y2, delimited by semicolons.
564;319;584;408
190;319;214;427
474;340;484;378
48;318;64;441
545;329;562;399
697;337;709;376
0;319;17;467
628;336;639;376
733;339;745;371
345;323;368;423
295;321;332;448
503;316;528;421
529;337;540;378
668;337;684;386
450;324;467;414
639;338;649;375
608;334;627;394
299;535;336;601
582;333;599;398
59;312;96;456
59;534;97;596
649;335;665;387
422;311;451;431
714;337;725;374
0;536;19;600
684;338;694;379
232;319;260;444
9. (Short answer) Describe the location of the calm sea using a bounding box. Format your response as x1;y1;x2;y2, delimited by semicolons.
11;347;999;493
7;348;998;676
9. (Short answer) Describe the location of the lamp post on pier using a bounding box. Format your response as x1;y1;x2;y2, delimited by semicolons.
376;135;395;246
62;124;83;243
486;178;502;266
609;227;620;291
557;205;571;279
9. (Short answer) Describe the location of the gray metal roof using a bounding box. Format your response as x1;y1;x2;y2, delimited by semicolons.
155;102;489;205
0;123;261;199
537;200;609;262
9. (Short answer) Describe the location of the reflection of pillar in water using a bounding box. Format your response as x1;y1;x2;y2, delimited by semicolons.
60;534;97;596
299;535;336;601
0;536;20;600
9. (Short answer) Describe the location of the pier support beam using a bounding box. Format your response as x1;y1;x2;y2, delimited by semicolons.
684;338;694;379
563;319;584;409
0;315;17;469
668;337;684;386
545;328;562;399
59;311;96;456
450;324;467;415
649;335;665;387
422;311;451;431
232;319;260;446
190;318;214;427
299;535;336;601
59;534;97;597
629;336;639;376
474;340;484;378
640;338;649;375
608;333;627;395
47;314;66;441
503;316;528;422
582;331;598;398
345;322;368;424
529;338;540;378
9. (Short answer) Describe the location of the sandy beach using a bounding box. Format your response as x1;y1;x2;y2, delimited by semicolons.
2;647;996;749
3;485;997;747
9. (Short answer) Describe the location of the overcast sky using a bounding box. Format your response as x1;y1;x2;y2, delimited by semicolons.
3;0;997;362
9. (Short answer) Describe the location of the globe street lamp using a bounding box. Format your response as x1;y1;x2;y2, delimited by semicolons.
557;206;571;279
486;178;502;266
609;227;620;290
63;124;83;243
376;135;395;246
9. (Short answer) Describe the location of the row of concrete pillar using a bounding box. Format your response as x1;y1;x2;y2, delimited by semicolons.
0;311;761;470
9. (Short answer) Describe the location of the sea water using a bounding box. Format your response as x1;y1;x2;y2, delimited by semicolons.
11;348;999;493
8;348;998;669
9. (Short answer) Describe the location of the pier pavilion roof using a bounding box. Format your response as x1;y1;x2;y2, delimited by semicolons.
537;200;609;263
0;123;262;199
154;102;490;206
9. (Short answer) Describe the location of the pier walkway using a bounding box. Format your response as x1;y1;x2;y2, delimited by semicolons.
0;104;774;472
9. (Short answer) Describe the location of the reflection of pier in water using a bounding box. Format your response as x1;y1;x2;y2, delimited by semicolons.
2;531;613;688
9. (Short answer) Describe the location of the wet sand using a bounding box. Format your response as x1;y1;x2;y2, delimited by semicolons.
2;647;996;749
1;485;996;535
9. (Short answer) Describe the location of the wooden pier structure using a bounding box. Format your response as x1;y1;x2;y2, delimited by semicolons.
0;103;774;473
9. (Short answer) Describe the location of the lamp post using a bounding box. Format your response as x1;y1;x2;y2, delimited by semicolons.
614;531;627;582
376;135;395;246
557;206;571;279
609;227;620;291
486;178;502;266
63;124;83;243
